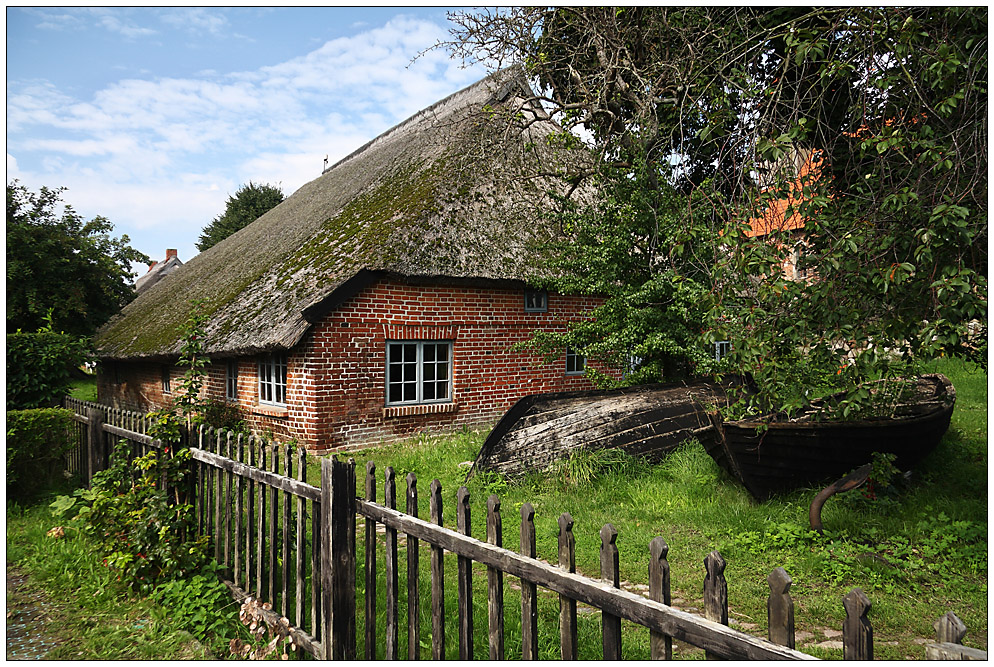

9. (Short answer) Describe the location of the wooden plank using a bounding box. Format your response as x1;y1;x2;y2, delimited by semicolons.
268;444;279;610
925;642;988;660
558;512;578;660
320;458;333;660
356;500;814;660
295;448;306;634
703;551;728;660
189;447;320;500
842;588;872;661
384;467;399;660
330;458;356;660
311;482;321;642
245;436;255;599
224;433;233;578
649;537;672;660
282;445;292;619
214;431;223;566
933;611;967;644
429;479;445;661
486;495;504;660
407;473;421;660
256;442;267;600
234;435;244;589
456;486;473;660
364;462;377;660
102;423;156;445
520;503;538;661
768;568;795;649
600;524;622;660
86;407;105;485
220;579;322;659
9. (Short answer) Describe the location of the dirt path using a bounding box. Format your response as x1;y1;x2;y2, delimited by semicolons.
6;568;64;660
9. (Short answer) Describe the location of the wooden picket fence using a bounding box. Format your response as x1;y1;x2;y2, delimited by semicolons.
63;398;987;661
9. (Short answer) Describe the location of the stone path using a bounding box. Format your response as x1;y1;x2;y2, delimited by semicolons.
6;569;62;660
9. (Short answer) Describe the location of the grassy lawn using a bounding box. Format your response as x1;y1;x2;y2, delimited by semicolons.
68;374;98;402
315;356;986;660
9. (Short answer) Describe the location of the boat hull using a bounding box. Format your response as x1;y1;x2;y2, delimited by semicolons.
470;379;726;478
705;374;955;500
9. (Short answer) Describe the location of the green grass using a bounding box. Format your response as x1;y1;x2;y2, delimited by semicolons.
68;374;97;402
5;498;243;659
315;356;986;660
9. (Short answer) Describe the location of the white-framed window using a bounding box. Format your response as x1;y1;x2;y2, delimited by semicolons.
226;360;239;401
161;366;171;394
524;289;548;313
714;341;732;362
258;353;287;406
565;347;585;375
386;341;453;406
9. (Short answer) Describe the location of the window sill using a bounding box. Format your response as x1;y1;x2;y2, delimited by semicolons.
252;404;288;419
383;402;458;418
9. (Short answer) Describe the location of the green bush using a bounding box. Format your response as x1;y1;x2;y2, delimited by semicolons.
6;407;74;498
199;398;247;433
7;328;89;409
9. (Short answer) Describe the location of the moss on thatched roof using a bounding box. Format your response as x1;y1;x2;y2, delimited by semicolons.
96;70;585;360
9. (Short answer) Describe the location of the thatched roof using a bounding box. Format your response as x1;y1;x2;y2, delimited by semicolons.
96;70;585;361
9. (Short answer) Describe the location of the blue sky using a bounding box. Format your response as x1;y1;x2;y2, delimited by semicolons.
6;7;489;276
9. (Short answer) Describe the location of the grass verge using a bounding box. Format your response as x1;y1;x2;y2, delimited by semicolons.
315;356;986;660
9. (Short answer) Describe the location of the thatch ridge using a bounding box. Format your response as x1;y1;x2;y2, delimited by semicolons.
96;69;584;361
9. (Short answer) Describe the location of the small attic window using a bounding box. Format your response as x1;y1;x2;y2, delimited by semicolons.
524;289;547;313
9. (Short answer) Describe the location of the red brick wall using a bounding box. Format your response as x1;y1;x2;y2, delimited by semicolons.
99;277;614;451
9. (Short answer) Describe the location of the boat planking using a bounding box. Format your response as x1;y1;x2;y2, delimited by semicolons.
705;374;956;501
468;379;728;479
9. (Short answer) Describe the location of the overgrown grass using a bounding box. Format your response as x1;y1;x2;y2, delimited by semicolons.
5;497;244;659
319;356;986;660
68;374;97;402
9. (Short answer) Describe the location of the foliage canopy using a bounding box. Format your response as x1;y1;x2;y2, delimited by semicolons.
443;7;987;416
196;181;284;252
6;181;149;337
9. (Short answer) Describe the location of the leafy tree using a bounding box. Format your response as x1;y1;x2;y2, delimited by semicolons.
444;7;987;415
196;181;284;252
7;324;90;410
6;181;149;337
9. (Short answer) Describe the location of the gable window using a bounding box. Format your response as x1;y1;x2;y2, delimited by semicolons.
524;289;548;313
226;361;239;401
161;366;171;394
386;341;452;406
565;347;585;376
258;353;287;406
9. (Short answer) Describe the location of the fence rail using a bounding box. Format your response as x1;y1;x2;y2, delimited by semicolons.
63;398;987;661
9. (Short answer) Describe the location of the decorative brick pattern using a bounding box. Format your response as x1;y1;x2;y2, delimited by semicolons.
99;277;615;452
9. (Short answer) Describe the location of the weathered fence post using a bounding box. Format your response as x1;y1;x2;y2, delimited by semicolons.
364;462;377;660
600;524;622;660
842;588;872;661
558;512;578;660
767;567;795;648
456;486;474;660
486;494;505;660
926;611;987;660
703;551;728;660
384;467;399;660
321;457;357;660
520;503;539;661
85;407;105;485
407;473;421;660
649;537;672;660
429;479;445;660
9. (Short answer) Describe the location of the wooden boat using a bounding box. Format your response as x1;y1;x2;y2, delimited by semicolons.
704;374;956;500
468;378;727;479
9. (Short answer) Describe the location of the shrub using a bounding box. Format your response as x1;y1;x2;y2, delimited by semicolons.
199;398;247;433
6;407;74;498
7;328;89;409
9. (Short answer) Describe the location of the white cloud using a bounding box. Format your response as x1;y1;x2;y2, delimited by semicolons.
7;14;487;260
159;8;229;36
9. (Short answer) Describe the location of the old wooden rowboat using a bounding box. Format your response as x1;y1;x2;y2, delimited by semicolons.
468;379;728;479
704;373;956;501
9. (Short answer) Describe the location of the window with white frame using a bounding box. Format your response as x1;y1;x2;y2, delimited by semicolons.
714;341;732;362
524;289;548;313
226;360;239;401
386;341;453;406
565;347;585;375
161;366;171;394
258;353;287;406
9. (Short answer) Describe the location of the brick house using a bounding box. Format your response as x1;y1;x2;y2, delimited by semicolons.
95;72;617;452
